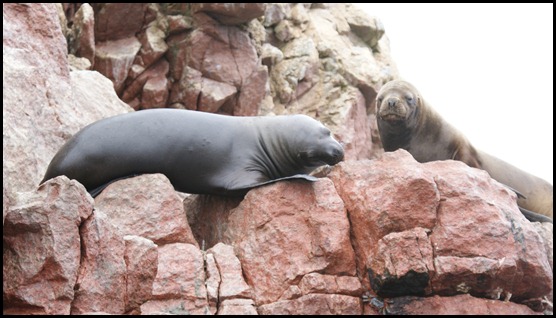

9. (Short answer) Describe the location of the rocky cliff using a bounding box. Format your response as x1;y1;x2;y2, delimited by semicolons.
3;3;552;315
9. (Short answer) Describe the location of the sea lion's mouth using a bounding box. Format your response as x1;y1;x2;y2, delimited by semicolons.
380;113;405;123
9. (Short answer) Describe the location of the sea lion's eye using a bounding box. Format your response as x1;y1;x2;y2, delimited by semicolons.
405;96;414;103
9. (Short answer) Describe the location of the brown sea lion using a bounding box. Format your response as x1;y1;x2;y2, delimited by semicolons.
376;79;552;223
41;109;344;197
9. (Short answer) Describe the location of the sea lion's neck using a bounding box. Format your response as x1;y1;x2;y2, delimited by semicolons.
254;118;307;180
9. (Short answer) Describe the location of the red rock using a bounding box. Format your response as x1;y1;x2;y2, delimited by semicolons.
93;4;147;41
68;3;95;66
218;299;258;315
191;3;265;25
168;66;203;110
235;65;269;116
72;210;126;314
328;150;439;277
223;178;356;304
142;74;169;108
383;294;540;315
3;176;92;315
367;227;434;297
146;243;209;314
207;243;252;300
123;235;158;313
94;174;198;246
94;37;142;95
121;59;169;107
425;160;553;301
258;294;362;315
298;273;363;297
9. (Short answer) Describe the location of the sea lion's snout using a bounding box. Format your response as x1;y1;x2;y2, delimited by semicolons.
326;141;345;165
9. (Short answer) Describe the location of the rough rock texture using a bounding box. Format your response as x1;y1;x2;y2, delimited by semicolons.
3;3;553;316
94;174;198;246
223;179;357;306
329;150;553;305
376;294;540;315
72;210;127;315
3;176;93;315
123;235;158;313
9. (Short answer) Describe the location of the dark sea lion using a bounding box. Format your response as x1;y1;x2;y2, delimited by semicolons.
40;109;344;197
376;80;553;223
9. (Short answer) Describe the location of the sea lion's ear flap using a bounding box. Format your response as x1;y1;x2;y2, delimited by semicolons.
454;144;482;169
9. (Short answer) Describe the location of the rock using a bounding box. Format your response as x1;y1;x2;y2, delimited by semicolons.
122;59;169;108
207;243;252;300
70;70;134;118
223;178;356;305
123;235;158;313
94;37;142;95
329;149;553;304
143;243;209;315
204;253;220;315
138;25;168;69
258;294;362;315
142;74;169;108
344;4;385;49
71;210;126;314
380;294;539;315
425;159;553;301
329;150;439;278
3;3;73;193
94;174;198;246
198;77;237;113
191;3;265;25
367;227;434;297
218;299;258;315
68;3;95;66
3;176;92;315
93;4;147;41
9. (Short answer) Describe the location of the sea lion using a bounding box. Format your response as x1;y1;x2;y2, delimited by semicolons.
41;109;344;197
376;79;553;223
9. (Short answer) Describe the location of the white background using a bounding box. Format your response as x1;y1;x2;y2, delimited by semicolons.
355;3;553;183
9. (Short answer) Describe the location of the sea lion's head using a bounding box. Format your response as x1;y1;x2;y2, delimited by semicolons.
376;80;422;125
289;115;344;168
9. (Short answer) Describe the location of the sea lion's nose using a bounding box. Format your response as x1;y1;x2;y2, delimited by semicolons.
388;98;398;108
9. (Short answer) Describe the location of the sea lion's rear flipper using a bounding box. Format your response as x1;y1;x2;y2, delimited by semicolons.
519;207;553;223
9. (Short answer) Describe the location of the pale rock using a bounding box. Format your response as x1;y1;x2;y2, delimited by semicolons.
68;3;95;66
138;25;169;69
205;253;220;315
